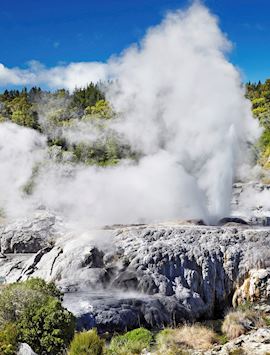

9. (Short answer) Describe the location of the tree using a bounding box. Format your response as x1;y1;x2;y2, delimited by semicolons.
84;99;114;119
70;83;105;110
7;94;39;129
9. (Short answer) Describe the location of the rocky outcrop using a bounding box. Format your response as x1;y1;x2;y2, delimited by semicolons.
205;328;270;355
0;213;269;332
0;212;59;254
233;268;270;308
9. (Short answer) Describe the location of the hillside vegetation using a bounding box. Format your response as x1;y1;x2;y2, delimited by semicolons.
246;79;270;168
0;81;269;170
0;84;135;167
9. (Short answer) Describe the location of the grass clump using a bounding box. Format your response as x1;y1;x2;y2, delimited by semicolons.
108;328;153;355
222;309;265;339
155;324;218;353
155;329;187;354
68;329;104;355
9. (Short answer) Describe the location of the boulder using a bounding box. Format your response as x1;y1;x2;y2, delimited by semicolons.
0;212;59;254
205;328;270;355
17;343;37;355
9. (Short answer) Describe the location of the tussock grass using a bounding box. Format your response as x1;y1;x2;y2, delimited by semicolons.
155;324;218;353
222;309;265;340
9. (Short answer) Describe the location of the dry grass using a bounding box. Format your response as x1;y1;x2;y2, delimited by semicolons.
222;309;265;340
156;324;218;353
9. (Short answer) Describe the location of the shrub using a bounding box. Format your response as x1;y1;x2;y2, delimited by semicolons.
0;278;75;355
0;323;18;355
222;310;265;339
22;278;62;300
155;325;218;352
68;329;104;355
108;328;153;355
17;296;75;355
0;278;62;327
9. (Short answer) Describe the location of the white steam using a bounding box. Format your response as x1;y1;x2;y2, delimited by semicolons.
0;123;46;218
0;3;260;226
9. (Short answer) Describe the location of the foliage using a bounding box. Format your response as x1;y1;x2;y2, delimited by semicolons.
68;329;104;355
84;99;114;119
21;277;63;300
17;296;75;355
0;85;138;168
263;316;270;327
0;323;18;355
108;328;153;355
0;278;74;355
4;93;39;130
246;80;270;169
70;83;105;110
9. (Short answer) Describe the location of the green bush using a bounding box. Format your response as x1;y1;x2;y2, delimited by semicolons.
21;277;62;300
108;328;153;355
0;278;75;355
0;278;62;327
68;329;104;355
17;296;75;355
0;323;18;355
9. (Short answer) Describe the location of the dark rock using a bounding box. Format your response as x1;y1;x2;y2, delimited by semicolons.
217;217;248;226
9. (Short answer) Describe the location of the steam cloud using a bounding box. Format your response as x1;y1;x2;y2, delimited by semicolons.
0;3;260;227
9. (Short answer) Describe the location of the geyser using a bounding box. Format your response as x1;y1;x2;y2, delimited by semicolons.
0;2;260;227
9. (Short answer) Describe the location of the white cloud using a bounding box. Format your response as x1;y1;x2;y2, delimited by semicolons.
0;61;108;91
0;63;36;86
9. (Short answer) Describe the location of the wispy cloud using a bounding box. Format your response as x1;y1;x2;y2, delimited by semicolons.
241;22;264;31
53;41;60;49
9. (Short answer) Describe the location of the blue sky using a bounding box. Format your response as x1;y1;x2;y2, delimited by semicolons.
0;0;270;84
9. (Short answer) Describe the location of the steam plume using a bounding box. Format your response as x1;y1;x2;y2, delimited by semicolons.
0;3;260;227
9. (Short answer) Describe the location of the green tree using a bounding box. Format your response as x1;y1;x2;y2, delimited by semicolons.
7;94;39;129
70;83;105;110
84;100;114;119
